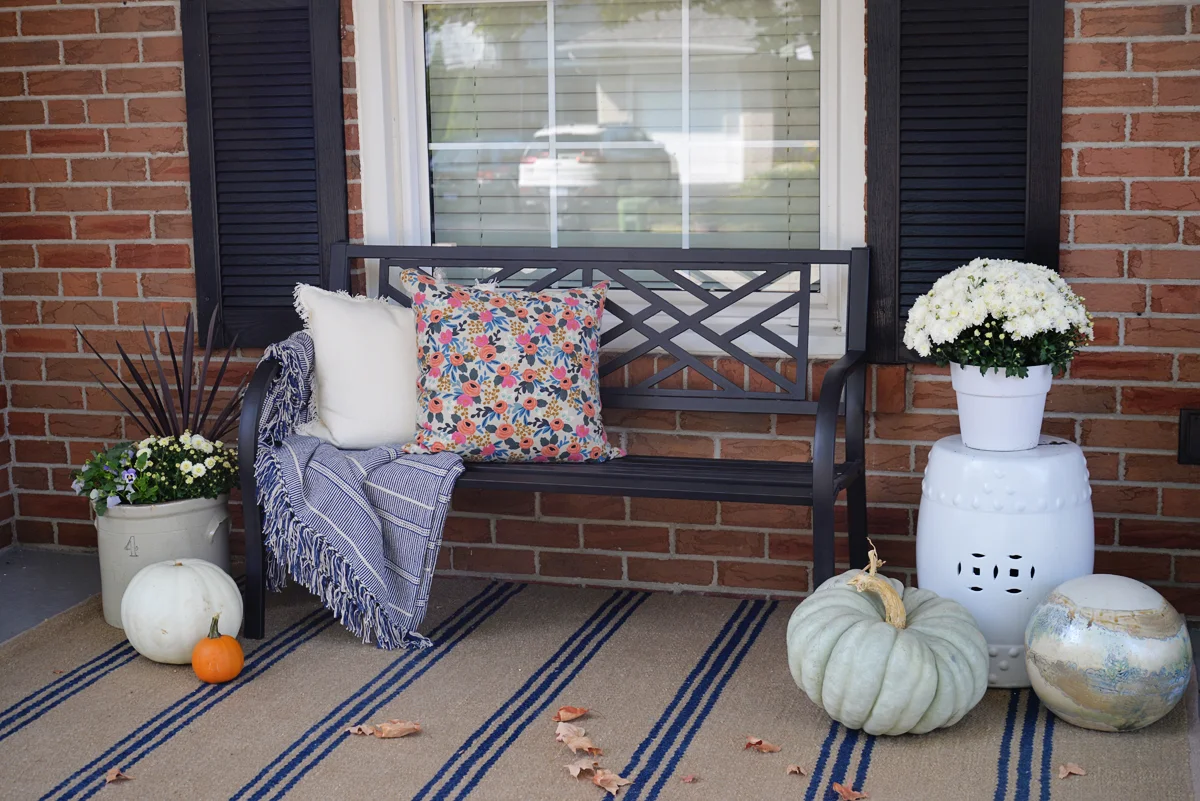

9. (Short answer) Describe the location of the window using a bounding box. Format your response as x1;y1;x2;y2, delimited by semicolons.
355;0;865;357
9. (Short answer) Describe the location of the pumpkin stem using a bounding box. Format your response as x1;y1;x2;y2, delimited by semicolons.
207;614;221;639
848;539;907;630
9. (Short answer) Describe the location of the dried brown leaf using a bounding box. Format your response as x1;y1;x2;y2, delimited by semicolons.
104;768;132;784
592;768;632;796
374;719;421;739
565;735;603;756
787;764;806;776
555;721;586;743
832;782;868;800
1058;763;1086;780
553;705;589;722
345;720;421;739
565;758;599;778
680;774;698;784
745;736;781;753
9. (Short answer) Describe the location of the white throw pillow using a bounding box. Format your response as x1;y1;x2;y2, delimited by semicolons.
293;284;419;449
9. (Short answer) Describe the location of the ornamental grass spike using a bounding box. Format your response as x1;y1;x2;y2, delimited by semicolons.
78;308;247;440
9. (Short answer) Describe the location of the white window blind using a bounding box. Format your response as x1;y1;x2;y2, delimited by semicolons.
423;0;822;260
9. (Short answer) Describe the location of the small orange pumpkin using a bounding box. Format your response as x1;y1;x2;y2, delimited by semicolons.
191;614;243;684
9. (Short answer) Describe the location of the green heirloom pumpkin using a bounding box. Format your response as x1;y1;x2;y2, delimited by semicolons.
786;548;989;736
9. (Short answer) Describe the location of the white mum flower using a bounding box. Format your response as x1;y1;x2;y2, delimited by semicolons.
191;434;208;451
179;460;193;473
179;434;193;447
204;457;216;468
191;463;206;478
158;437;172;447
903;258;1091;358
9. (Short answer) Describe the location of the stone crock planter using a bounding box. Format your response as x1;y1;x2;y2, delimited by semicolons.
95;495;231;628
950;362;1052;451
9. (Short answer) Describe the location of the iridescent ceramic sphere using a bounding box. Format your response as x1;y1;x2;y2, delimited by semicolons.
1025;574;1192;732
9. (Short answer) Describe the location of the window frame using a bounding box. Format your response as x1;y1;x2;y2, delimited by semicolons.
354;0;865;358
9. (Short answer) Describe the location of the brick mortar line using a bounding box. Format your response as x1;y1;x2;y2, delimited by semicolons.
442;569;807;598
1066;71;1200;78
1063;176;1200;182
442;538;1200;561
1064;105;1200;112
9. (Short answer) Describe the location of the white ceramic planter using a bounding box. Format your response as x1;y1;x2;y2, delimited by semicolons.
95;495;231;628
951;362;1052;451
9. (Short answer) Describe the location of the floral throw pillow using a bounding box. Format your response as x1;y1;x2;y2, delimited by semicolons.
400;269;624;463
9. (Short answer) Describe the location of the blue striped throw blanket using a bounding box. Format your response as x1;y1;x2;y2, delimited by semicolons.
254;332;464;649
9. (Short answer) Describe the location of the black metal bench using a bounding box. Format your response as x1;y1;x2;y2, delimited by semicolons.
238;244;871;639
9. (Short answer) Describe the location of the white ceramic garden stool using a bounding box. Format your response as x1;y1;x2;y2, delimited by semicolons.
916;436;1094;688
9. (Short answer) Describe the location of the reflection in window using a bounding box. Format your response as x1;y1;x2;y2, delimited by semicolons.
423;0;821;291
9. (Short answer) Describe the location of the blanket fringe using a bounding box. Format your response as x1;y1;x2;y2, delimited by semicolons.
254;446;432;650
256;333;433;650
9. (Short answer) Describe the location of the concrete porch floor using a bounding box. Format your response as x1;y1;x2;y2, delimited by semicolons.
0;546;102;644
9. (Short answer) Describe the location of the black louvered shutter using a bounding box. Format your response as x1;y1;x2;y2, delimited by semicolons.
866;0;1065;362
182;0;347;347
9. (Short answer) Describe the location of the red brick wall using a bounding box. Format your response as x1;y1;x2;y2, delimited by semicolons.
1054;1;1200;614
1;1;1198;611
0;0;195;548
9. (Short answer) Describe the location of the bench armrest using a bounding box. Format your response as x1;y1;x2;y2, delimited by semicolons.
238;356;281;636
237;356;282;501
812;349;867;491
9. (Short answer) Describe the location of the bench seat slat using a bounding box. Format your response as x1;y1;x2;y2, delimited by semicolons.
457;455;864;506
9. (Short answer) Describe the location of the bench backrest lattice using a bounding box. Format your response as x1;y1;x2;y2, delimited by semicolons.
332;244;870;416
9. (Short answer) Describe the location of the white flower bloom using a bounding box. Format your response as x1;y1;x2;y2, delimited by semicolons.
191;463;206;478
191;434;208;451
903;258;1092;359
215;441;225;449
179;460;194;473
136;448;152;460
204;457;217;469
89;489;100;500
138;437;155;449
158;437;172;447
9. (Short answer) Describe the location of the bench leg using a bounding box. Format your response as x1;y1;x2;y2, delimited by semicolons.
847;477;869;571
811;493;836;590
243;505;267;640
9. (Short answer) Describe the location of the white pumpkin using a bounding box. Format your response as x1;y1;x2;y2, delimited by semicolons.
786;547;989;735
120;558;243;664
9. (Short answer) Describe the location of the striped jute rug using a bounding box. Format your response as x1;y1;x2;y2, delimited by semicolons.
1;579;1196;801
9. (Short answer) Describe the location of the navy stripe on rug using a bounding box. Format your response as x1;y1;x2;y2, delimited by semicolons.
0;643;136;742
240;582;523;801
805;721;844;801
632;600;776;801
1038;707;1056;801
453;591;648;801
853;731;877;791
993;690;1023;801
412;590;646;801
621;600;757;787
0;575;247;742
44;607;332;801
825;726;862;798
1013;692;1043;801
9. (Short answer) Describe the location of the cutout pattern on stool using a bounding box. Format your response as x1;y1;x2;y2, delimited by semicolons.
957;552;1037;595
